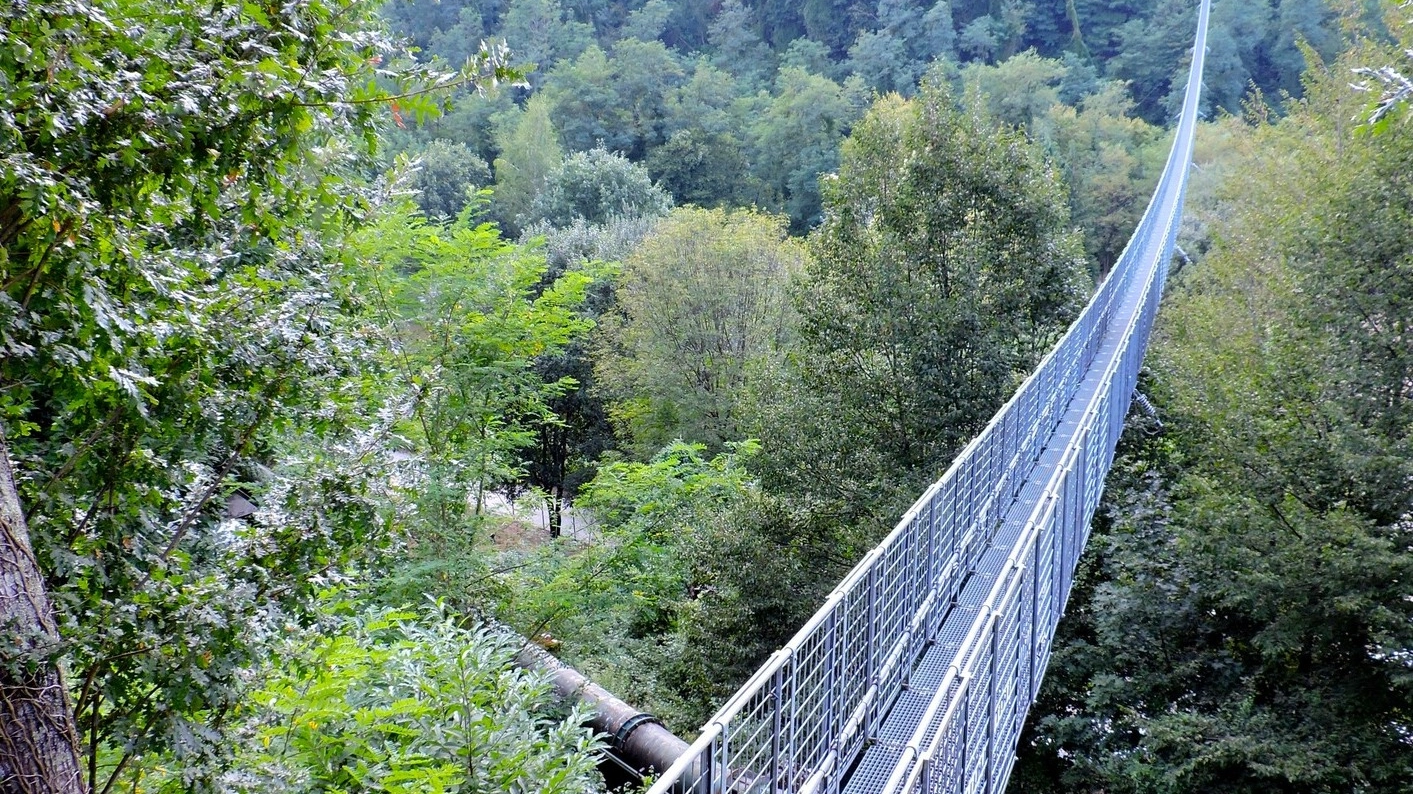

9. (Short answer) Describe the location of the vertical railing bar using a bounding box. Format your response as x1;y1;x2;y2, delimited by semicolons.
859;562;870;734
985;614;997;794
771;665;783;792
1030;520;1041;701
824;607;838;794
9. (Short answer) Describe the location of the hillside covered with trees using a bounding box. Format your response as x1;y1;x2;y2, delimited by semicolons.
0;0;1409;792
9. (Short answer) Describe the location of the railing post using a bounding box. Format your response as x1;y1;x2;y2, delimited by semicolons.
717;729;728;794
771;664;783;790
789;655;799;788
704;734;716;794
986;615;998;794
865;563;879;738
925;495;937;597
1029;524;1041;702
824;607;839;794
959;680;970;794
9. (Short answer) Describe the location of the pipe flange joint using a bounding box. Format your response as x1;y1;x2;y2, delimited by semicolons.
613;712;663;751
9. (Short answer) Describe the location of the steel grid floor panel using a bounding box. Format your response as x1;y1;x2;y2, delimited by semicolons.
955;572;999;608
935;605;982;649
876;690;940;744
987;520;1024;551
841;741;905;794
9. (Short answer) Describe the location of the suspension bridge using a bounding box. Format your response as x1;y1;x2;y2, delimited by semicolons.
641;2;1212;792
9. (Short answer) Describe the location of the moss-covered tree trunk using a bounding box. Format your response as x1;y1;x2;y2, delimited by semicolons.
0;438;83;794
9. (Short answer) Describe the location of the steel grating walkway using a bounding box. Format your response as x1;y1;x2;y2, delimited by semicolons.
648;2;1210;793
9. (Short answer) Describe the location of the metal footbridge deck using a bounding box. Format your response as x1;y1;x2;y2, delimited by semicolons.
648;2;1210;792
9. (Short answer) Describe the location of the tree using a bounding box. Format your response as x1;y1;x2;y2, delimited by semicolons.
961;49;1068;128
741;76;1087;576
417;87;518;168
497;0;593;85
916;1;958;62
1266;0;1338;96
607;37;687;158
780;37;841;77
427;5;487;68
750;66;868;230
596;207;807;456
958;14;1006;62
647;129;761;209
0;0;514;784
541;38;687;160
0;444;82;793
1201;0;1271;115
662;62;748;139
493;95;564;235
846;30;923;95
505;440;763;730
780;77;1088;494
1034;80;1165;272
709;0;775;88
620;0;675;42
411;139;493;220
527;148;672;229
521;215;658;539
801;0;872;55
873;0;955;65
382;0;468;53
541;45;630;155
1104;0;1197;120
362;206;594;605
515;154;671;542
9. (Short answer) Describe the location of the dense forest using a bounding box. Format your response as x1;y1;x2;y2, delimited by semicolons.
0;0;1409;793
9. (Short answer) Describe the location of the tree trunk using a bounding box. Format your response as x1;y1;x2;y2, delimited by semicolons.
0;437;84;794
547;486;562;540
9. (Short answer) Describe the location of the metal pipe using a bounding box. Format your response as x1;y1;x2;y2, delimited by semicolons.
514;641;690;778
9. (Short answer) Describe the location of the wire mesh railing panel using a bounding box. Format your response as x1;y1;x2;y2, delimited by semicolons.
929;703;967;794
964;634;992;794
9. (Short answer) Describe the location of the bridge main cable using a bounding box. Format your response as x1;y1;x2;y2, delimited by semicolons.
647;2;1211;792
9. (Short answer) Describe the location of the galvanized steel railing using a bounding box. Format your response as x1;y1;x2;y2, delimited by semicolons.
647;2;1209;792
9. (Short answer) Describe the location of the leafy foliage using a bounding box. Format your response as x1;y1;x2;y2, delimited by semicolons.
226;605;604;794
526;148;671;229
774;77;1088;503
504;440;766;731
0;0;476;782
410;140;493;220
1035;81;1167;272
492;95;564;236
352;205;595;608
645;129;761;209
383;0;1357;243
595;207;806;456
518;215;661;537
0;0;532;782
749;66;868;231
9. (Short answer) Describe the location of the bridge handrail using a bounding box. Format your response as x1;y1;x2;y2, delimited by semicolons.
646;3;1209;791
